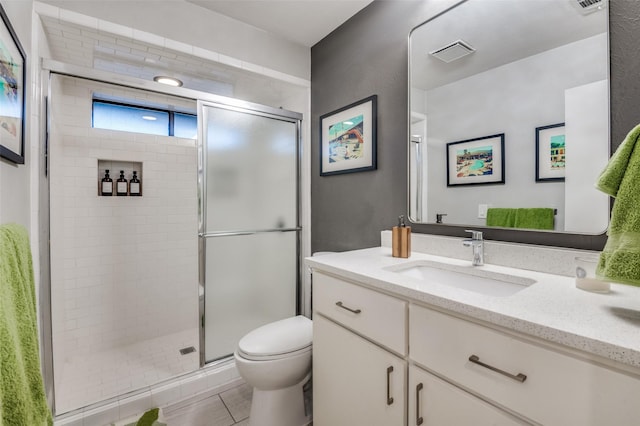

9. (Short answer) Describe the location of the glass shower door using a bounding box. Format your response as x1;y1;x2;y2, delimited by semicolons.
199;101;301;362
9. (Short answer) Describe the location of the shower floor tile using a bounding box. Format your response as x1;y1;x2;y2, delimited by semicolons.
55;328;199;414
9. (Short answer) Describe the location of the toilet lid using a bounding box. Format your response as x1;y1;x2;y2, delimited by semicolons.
238;315;312;359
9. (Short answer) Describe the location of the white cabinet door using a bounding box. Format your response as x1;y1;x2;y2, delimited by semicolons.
313;314;406;426
408;365;529;426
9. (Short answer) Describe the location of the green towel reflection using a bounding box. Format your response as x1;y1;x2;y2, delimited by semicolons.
486;208;555;230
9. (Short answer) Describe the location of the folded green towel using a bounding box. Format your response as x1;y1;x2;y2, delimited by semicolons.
0;224;52;426
596;124;640;286
486;208;554;230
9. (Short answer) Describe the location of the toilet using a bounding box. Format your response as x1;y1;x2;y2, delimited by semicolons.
234;315;313;426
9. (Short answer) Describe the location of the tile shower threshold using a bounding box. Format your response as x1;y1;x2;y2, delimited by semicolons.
54;358;240;426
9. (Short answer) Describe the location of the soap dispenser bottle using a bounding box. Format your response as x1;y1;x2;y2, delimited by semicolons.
392;215;411;258
101;169;113;196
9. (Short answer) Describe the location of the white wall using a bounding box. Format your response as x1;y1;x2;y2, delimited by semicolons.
38;0;310;80
424;33;607;229
0;1;33;229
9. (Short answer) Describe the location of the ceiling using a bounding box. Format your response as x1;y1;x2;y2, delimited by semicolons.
187;0;374;47
411;0;608;91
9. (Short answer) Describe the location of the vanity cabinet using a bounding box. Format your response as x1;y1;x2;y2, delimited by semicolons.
313;315;406;426
312;270;640;426
408;365;527;426
410;304;640;426
313;272;407;426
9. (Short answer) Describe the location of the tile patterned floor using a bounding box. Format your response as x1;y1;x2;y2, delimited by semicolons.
55;328;199;414
163;382;252;426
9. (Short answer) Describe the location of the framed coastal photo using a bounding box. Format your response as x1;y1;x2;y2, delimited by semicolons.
320;95;377;176
535;123;565;182
0;4;25;165
446;133;505;187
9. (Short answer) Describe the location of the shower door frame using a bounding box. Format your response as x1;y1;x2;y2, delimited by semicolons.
197;99;303;366
40;59;306;416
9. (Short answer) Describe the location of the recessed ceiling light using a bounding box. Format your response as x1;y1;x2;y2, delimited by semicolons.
153;76;183;87
142;115;157;121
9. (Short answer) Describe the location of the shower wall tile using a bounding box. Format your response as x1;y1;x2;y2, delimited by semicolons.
49;74;199;367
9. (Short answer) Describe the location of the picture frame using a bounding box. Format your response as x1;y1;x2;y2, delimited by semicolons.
535;123;565;182
0;4;26;165
320;95;377;176
446;133;505;186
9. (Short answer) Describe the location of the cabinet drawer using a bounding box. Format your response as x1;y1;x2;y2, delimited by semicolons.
313;272;407;355
408;365;529;426
410;304;640;426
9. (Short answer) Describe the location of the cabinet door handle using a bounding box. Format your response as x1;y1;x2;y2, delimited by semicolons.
416;382;424;425
335;301;362;314
386;366;394;405
468;354;527;383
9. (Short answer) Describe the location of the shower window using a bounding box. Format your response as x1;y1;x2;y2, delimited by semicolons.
92;100;197;138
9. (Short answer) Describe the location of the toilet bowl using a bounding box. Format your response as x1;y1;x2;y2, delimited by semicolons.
234;315;313;426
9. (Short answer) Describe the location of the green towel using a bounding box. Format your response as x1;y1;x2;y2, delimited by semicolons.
514;208;555;230
136;408;159;426
595;124;640;286
0;224;52;426
486;208;517;227
486;208;554;230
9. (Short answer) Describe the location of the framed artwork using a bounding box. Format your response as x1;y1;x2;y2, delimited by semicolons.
320;95;377;176
446;133;505;186
0;4;25;165
535;123;565;182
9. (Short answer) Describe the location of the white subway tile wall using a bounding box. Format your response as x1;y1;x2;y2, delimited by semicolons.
49;74;199;413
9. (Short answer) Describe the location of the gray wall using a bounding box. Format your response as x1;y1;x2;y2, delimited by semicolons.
311;0;640;252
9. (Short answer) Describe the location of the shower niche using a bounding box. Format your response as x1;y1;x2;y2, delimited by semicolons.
97;159;143;196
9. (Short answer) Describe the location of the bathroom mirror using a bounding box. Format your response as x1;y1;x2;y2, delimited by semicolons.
409;0;610;234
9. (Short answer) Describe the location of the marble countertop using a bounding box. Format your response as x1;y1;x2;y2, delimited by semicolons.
306;247;640;369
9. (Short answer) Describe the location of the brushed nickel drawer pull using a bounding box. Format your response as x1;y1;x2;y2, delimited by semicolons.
386;366;394;405
335;301;362;314
468;354;527;383
416;382;424;425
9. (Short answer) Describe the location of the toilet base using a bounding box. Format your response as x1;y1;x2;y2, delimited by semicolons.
248;375;311;426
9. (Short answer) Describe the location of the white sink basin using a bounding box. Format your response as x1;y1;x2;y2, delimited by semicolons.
387;260;535;297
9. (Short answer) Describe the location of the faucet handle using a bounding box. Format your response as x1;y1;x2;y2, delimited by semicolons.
465;229;483;240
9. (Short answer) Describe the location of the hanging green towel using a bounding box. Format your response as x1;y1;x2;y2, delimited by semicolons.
0;224;52;426
595;124;640;286
486;208;554;230
486;208;517;227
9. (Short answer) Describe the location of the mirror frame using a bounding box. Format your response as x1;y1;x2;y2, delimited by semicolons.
407;0;609;251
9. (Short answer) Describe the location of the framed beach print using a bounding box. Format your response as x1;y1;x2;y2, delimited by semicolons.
535;123;565;182
446;133;505;187
0;4;25;165
320;95;377;176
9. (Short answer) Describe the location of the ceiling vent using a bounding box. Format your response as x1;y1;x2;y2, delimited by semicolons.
573;0;606;14
429;40;475;63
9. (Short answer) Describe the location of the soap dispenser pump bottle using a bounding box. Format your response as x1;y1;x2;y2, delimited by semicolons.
101;169;113;196
392;215;411;258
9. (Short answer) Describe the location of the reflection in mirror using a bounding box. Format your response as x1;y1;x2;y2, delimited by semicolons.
409;0;609;234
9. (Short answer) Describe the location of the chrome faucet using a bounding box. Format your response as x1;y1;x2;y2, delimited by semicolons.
462;230;484;266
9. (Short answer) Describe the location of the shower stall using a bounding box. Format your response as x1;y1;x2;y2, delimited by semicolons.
46;69;302;416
